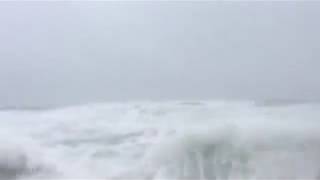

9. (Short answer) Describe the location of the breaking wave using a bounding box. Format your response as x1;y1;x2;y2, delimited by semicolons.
1;101;320;179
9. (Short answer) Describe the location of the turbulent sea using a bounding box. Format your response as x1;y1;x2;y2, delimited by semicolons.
1;101;320;180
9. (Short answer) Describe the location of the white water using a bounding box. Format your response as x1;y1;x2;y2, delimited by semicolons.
1;101;320;180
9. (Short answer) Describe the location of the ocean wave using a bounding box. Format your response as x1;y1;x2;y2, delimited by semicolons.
0;101;320;179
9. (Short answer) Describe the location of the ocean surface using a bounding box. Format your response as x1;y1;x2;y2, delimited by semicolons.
0;101;320;180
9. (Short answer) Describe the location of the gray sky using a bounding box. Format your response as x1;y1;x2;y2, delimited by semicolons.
0;1;320;106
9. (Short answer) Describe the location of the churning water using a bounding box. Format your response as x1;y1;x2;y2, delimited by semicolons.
0;101;320;180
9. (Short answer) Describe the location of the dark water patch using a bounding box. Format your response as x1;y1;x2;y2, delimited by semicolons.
58;131;145;147
178;101;206;106
0;151;57;180
255;99;313;107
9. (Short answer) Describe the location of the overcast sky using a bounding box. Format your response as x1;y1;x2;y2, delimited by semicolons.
0;1;319;106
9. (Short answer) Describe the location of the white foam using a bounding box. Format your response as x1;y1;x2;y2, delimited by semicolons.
0;101;320;179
